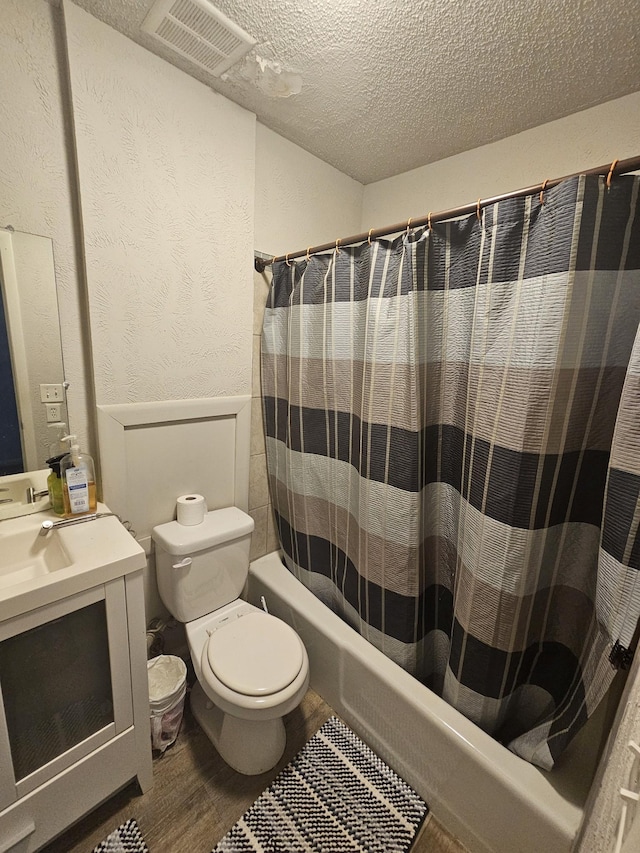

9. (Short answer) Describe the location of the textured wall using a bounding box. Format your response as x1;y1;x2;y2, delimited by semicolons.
255;123;363;257
361;92;640;229
0;0;91;455
64;0;255;405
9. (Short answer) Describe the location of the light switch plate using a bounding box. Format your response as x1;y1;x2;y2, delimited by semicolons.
40;383;64;402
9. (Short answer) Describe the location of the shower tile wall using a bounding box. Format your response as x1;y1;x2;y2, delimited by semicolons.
249;268;279;560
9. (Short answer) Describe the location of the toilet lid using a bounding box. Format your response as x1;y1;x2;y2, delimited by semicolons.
206;612;304;696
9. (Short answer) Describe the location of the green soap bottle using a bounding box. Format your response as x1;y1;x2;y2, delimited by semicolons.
46;453;67;516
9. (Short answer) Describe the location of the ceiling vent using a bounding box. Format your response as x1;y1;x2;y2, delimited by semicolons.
142;0;257;77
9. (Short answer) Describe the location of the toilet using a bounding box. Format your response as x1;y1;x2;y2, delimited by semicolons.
152;507;309;775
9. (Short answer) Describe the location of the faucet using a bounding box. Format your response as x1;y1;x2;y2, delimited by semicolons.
26;486;49;504
39;512;115;536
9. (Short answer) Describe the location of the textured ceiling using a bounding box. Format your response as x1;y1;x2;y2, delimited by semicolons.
67;0;640;184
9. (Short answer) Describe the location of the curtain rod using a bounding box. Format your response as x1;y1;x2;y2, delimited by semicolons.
254;155;640;272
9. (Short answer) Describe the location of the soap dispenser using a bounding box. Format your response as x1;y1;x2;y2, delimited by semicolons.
45;453;67;516
60;435;97;517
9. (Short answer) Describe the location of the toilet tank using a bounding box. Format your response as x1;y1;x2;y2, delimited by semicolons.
152;507;254;623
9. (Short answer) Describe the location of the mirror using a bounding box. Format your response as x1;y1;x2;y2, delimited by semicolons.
0;229;69;481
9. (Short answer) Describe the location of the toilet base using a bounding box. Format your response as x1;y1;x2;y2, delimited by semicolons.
190;681;287;775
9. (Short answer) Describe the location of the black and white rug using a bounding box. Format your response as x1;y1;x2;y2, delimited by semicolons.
213;716;428;852
93;818;149;853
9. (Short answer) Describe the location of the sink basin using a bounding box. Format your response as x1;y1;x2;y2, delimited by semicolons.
0;525;72;590
0;503;146;621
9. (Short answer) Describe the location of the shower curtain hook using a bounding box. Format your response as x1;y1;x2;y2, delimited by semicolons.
428;212;433;231
306;247;312;262
539;179;549;205
606;158;619;189
476;198;482;221
406;217;413;235
285;253;292;267
367;228;374;245
335;238;341;254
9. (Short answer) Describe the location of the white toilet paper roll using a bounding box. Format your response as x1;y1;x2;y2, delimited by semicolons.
176;494;207;526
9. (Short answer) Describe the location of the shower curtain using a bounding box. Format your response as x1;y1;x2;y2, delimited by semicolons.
261;175;640;769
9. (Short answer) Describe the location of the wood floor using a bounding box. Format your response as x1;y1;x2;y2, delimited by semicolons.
42;687;468;853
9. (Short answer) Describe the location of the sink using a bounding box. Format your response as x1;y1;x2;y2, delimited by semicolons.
0;525;72;590
0;503;146;621
0;469;50;520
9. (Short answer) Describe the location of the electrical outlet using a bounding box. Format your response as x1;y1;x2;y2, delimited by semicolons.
40;383;65;402
45;403;62;422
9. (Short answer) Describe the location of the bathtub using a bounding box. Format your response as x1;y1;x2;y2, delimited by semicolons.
248;551;620;853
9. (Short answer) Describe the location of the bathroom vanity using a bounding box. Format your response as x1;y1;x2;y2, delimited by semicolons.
0;506;152;852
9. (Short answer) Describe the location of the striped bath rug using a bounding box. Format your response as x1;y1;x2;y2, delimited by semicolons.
213;716;428;852
93;819;148;853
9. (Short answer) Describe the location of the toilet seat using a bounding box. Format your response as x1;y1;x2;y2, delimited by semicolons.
188;601;310;721
206;612;304;696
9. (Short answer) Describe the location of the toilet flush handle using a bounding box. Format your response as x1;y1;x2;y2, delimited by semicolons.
172;557;192;570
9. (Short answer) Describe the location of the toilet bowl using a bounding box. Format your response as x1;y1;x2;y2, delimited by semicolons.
185;600;309;773
152;507;310;775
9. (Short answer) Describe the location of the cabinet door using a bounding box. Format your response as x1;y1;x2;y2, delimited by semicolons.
0;580;133;807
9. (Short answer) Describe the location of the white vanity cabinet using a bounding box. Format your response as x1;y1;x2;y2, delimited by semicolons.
0;570;152;852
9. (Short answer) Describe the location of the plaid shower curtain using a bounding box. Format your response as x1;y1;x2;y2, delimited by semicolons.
261;175;640;769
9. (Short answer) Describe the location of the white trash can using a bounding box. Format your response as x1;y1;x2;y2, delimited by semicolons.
147;654;187;753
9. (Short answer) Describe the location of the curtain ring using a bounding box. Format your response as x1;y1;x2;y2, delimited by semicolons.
476;198;482;221
285;253;292;267
306;247;312;262
539;179;549;205
606;158;619;189
335;238;341;254
367;228;373;245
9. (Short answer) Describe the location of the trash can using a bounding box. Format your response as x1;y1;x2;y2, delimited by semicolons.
147;654;187;753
